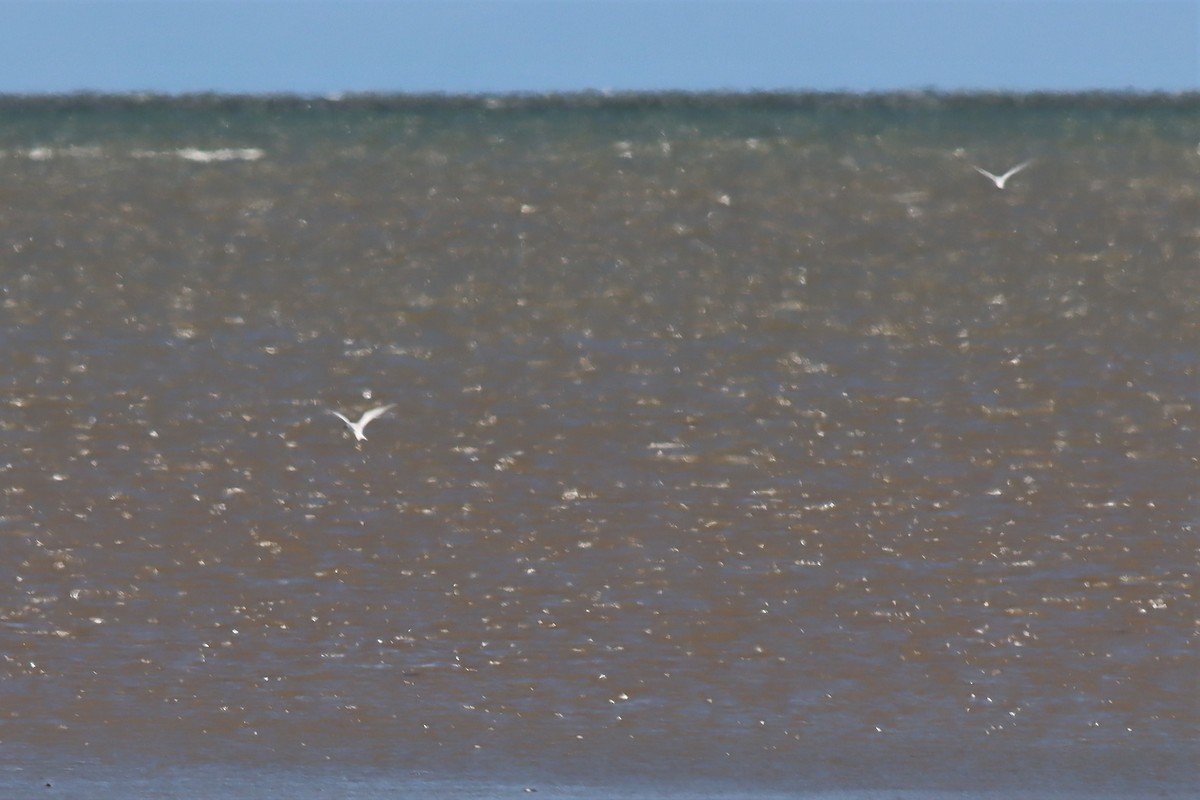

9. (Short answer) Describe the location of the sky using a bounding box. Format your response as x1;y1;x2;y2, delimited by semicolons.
0;1;1196;95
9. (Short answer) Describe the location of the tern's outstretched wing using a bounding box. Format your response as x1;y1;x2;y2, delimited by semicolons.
328;410;354;428
1000;160;1032;181
359;404;397;427
971;165;1000;183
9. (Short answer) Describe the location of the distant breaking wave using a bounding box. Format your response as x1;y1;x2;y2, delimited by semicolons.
136;147;266;162
171;147;263;162
0;145;103;160
0;146;264;162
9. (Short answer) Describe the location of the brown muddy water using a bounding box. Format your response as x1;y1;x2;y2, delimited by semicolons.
0;94;1196;797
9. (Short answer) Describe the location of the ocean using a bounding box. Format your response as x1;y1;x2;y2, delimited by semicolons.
0;93;1196;798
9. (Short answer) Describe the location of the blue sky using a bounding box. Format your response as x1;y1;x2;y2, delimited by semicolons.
1;1;1196;95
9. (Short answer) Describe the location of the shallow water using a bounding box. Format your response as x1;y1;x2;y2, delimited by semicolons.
0;93;1196;795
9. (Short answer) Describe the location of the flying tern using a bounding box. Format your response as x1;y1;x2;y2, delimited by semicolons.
972;160;1032;189
329;404;396;442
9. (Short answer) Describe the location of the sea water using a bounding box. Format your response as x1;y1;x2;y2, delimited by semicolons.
0;93;1196;797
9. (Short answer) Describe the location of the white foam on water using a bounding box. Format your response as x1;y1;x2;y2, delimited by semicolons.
175;147;265;162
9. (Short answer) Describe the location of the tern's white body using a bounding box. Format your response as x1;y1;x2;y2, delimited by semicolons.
972;160;1032;189
329;404;396;441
